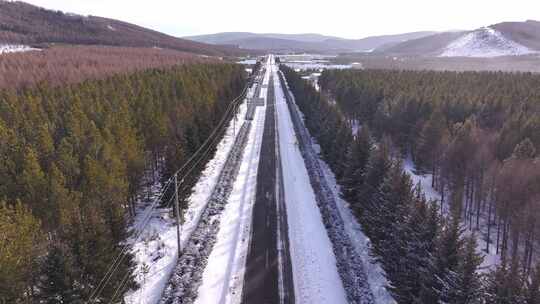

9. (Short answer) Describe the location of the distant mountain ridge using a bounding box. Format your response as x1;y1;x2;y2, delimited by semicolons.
186;32;340;44
377;32;466;56
0;1;245;56
379;20;540;58
186;31;438;53
187;20;540;58
492;20;540;50
3;1;537;59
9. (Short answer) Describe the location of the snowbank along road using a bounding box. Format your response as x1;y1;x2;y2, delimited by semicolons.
277;68;375;304
156;55;378;304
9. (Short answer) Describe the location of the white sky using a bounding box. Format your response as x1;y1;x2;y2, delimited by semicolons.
23;0;540;39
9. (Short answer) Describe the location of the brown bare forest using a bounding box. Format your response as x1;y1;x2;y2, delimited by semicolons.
0;45;216;89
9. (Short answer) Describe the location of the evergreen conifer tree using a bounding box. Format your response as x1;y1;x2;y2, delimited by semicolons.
341;126;372;202
37;244;82;304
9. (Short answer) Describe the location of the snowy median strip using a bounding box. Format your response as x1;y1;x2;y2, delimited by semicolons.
195;101;266;304
274;65;349;304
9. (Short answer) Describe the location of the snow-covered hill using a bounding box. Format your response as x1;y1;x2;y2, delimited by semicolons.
439;27;536;58
0;44;38;54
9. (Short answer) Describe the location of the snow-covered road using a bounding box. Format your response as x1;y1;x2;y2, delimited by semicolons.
130;55;381;304
241;56;294;304
184;56;351;304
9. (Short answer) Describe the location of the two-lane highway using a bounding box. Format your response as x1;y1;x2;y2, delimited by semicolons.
241;56;295;304
159;55;372;304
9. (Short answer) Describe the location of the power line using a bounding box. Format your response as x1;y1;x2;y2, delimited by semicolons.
89;81;250;303
106;131;227;302
97;100;241;301
89;177;174;302
171;85;248;179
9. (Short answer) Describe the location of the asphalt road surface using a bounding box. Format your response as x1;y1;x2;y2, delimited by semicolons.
241;74;295;304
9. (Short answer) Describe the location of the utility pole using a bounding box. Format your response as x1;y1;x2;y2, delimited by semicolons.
233;102;236;137
174;173;182;255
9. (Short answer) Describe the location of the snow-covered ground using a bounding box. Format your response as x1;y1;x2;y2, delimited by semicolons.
403;157;441;204
297;66;391;303
263;64;270;86
194;59;271;304
274;64;349;304
124;94;249;304
259;87;268;99
195;105;265;304
439;27;536;58
284;62;352;71
316;150;394;303
237;58;257;65
403;157;501;270
0;44;39;54
284;69;392;303
351;119;361;136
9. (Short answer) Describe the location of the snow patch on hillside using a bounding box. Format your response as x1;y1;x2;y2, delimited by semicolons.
439;27;536;58
0;44;38;54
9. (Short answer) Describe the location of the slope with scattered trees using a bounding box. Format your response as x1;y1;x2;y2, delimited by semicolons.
0;1;244;56
319;69;540;270
282;65;540;303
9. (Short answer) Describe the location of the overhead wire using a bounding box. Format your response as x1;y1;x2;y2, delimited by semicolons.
106;87;246;301
89;79;250;303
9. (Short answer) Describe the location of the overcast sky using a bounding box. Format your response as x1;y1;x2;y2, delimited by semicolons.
23;0;540;39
